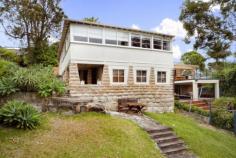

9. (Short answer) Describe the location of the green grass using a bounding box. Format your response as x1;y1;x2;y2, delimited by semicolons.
146;112;236;158
0;112;163;158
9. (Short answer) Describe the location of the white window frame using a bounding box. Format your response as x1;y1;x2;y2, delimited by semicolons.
153;37;163;50
134;67;150;85
141;36;151;49
109;66;128;85
155;68;171;85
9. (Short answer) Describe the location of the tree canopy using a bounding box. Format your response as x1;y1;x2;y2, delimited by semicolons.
0;0;66;65
179;0;235;62
181;51;206;71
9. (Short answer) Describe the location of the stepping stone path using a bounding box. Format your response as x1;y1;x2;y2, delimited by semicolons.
108;112;196;158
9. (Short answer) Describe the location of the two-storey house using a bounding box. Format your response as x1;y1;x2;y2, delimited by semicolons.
58;19;175;112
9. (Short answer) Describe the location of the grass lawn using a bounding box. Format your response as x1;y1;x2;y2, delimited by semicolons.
0;112;163;158
146;112;236;158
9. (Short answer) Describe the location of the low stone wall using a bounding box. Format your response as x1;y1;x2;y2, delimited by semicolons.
0;92;45;111
0;93;96;114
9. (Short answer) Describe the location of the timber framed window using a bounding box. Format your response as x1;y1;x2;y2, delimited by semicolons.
113;69;125;83
131;35;141;47
163;40;170;51
157;71;166;83
153;39;162;49
142;37;151;48
136;70;147;83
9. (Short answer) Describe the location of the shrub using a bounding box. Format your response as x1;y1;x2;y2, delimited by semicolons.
0;77;19;96
210;97;235;130
213;97;236;109
210;109;233;130
175;101;209;117
0;62;65;97
13;67;39;91
0;100;41;129
0;59;18;77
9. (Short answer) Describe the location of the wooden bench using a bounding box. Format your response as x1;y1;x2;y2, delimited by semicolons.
118;98;145;113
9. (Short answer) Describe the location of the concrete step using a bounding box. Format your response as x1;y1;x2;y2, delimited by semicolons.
155;135;179;143
163;146;187;155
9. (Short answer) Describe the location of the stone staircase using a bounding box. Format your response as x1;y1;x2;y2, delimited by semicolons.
147;127;188;157
108;112;196;158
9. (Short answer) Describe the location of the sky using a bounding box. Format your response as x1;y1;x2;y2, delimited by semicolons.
0;0;224;62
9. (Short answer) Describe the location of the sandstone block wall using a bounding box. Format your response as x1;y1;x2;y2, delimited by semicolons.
65;64;174;113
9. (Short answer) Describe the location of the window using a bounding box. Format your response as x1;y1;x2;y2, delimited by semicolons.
153;39;162;49
157;71;166;83
136;70;147;83
74;36;88;42
105;30;117;45
131;35;141;47
142;37;151;48
113;69;124;83
73;26;88;42
88;28;103;44
163;41;170;50
117;32;129;46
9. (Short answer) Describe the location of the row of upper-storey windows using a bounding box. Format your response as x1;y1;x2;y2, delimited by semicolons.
71;25;171;51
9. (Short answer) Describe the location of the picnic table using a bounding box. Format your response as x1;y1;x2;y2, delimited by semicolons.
126;102;145;113
118;98;146;113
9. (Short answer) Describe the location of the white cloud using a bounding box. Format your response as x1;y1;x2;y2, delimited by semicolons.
131;24;140;30
153;18;187;38
172;44;182;60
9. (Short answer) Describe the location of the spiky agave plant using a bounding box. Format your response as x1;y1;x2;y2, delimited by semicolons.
0;100;41;130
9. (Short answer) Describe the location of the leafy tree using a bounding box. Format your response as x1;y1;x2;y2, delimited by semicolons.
179;0;235;62
24;42;59;66
0;0;66;65
181;51;206;71
82;17;100;23
213;63;236;96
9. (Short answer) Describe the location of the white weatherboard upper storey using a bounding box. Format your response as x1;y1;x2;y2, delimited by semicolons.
59;23;174;75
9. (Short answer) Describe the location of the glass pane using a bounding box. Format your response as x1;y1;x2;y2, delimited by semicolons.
137;70;142;77
105;39;117;45
142;76;147;82
131;35;141;47
118;41;128;46
89;38;102;44
142;70;147;76
153;39;162;49
142;38;151;48
113;70;119;77
119;70;124;76
113;77;118;82
163;41;170;50
74;36;88;42
136;76;141;82
119;76;124;82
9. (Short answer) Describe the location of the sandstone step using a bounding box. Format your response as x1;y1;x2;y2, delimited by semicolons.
146;127;172;134
150;131;173;139
159;140;184;149
162;146;187;155
155;135;179;143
